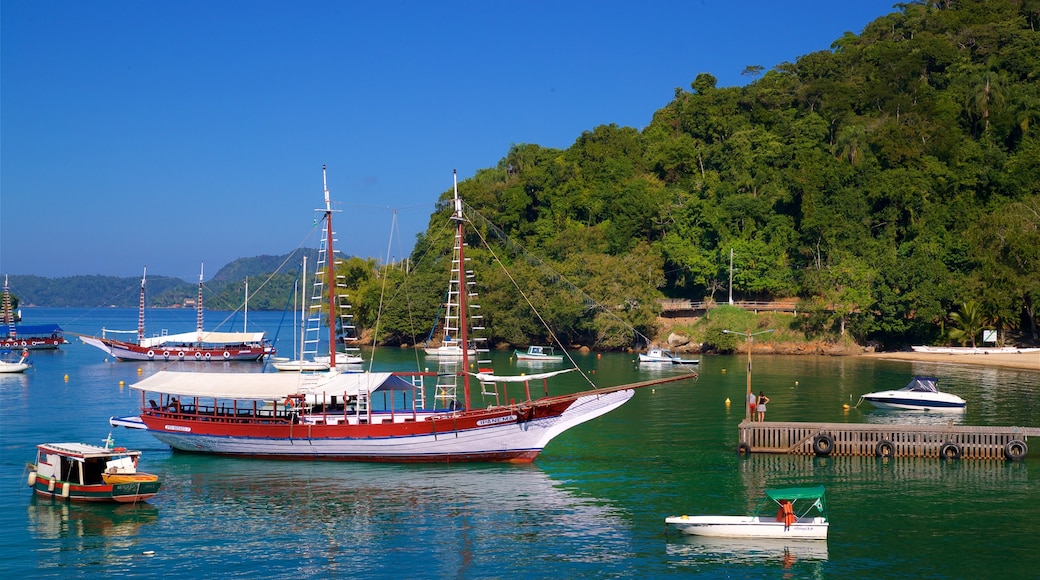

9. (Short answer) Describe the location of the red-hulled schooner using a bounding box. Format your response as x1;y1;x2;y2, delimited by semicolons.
111;168;695;462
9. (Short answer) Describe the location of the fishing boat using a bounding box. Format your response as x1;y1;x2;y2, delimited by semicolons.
666;486;829;540
861;376;966;411
78;265;273;362
639;347;699;365
27;437;161;503
0;349;31;373
2;275;68;350
108;167;696;462
514;345;564;362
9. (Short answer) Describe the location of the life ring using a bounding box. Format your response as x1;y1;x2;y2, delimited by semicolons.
21;341;27;346
163;351;170;358
204;352;211;360
223;351;231;359
939;441;962;460
178;351;185;359
284;397;296;409
737;442;752;455
113;447;127;452
195;352;202;359
147;350;155;358
812;433;834;457
875;440;895;458
1004;439;1028;461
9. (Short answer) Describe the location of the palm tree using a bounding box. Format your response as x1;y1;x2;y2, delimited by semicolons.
947;301;990;348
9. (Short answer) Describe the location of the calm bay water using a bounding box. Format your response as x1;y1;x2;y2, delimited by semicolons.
2;307;1039;578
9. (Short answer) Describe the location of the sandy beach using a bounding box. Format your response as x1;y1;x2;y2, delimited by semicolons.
860;350;1040;372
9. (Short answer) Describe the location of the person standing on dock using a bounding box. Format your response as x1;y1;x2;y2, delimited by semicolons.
757;391;770;422
748;391;757;421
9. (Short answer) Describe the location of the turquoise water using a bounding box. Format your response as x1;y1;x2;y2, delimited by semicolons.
2;308;1039;578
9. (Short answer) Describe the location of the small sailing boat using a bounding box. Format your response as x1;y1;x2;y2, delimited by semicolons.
79;265;273;362
109;167;696;463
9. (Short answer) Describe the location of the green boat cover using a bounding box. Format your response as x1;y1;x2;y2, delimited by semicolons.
765;486;826;503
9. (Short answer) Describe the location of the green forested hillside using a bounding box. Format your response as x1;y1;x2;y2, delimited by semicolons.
13;2;1039;351
358;0;1040;349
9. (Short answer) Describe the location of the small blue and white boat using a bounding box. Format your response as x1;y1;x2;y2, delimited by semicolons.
862;376;966;411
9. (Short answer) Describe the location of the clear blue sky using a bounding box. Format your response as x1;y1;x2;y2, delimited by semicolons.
1;0;898;280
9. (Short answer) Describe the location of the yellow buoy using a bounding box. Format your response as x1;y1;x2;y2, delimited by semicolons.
721;369;727;373
64;374;69;382
843;404;850;410
725;398;731;406
119;380;125;387
138;368;143;374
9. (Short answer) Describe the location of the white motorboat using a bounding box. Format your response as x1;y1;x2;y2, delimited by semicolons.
861;376;966;411
0;349;31;373
666;486;829;540
638;347;698;365
514;345;564;362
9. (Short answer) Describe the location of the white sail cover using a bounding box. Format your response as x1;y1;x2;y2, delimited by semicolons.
130;370;415;399
139;331;266;348
470;368;577;383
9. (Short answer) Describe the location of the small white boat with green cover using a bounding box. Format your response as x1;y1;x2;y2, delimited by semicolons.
666;486;829;540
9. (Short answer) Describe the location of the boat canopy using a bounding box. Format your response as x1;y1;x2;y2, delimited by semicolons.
6;324;64;335
471;368;576;383
139;331;266;348
901;377;939;392
37;442;141;459
765;486;827;508
131;370;415;400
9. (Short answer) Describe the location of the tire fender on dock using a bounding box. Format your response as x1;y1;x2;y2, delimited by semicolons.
875;440;894;458
1004;439;1028;461
940;441;962;460
813;433;834;456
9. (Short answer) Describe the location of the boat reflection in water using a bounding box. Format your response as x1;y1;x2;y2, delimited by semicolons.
27;497;158;540
157;458;633;573
666;535;828;566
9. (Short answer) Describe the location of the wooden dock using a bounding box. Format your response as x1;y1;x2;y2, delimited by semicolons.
738;421;1040;461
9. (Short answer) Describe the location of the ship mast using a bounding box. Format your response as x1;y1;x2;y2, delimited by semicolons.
196;263;204;333
137;267;147;343
323;165;337;368
453;169;472;410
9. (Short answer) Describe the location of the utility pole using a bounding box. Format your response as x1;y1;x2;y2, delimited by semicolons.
728;248;734;306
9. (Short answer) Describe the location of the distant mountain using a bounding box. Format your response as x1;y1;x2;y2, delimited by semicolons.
6;249;350;309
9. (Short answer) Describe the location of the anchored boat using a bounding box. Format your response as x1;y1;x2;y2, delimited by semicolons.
666;486;829;540
862;376;966;411
27;439;161;503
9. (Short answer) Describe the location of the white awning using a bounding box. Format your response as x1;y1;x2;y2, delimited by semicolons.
139;331;267;348
470;368;576;383
130;370;415;399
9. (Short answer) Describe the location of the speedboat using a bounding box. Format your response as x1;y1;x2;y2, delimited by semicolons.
861;376;966;411
638;347;699;365
666;486;829;540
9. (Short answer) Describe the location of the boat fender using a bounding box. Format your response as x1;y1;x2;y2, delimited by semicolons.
940;441;962;460
1004;440;1028;461
28;471;36;487
812;433;834;457
223;351;231;359
147;350;155;358
61;482;71;498
737;442;752;455
875;440;894;458
48;478;55;492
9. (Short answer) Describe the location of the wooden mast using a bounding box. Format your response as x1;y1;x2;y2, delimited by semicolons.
196;263;204;333
452;169;471;410
137;267;147;343
323;165;336;368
